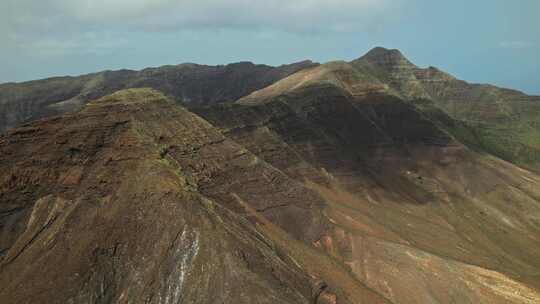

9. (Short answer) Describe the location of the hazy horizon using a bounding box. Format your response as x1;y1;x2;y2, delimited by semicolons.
2;0;539;95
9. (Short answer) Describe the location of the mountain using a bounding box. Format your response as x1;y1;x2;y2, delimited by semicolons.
0;89;386;304
236;47;540;173
0;60;317;133
1;49;540;303
197;63;540;303
2;47;539;173
353;47;540;172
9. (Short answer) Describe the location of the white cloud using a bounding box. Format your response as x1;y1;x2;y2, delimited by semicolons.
0;0;402;60
3;0;399;33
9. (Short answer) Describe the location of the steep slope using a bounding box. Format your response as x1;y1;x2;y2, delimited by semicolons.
236;46;540;174
237;61;390;105
0;89;388;304
0;60;317;133
195;69;540;303
353;47;540;172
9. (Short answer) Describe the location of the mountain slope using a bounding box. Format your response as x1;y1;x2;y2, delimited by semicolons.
0;60;317;133
2;86;540;303
196;69;540;303
236;47;540;173
0;89;388;304
353;47;540;172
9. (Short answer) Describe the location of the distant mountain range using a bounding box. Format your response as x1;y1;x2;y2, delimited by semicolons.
1;48;540;304
0;60;317;132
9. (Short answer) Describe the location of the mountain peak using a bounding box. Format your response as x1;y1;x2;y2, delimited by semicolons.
358;46;416;69
366;46;400;55
363;46;406;59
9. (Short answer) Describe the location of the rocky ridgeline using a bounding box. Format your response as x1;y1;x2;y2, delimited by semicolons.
0;60;317;133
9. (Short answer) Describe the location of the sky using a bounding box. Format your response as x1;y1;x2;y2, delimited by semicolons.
1;0;539;95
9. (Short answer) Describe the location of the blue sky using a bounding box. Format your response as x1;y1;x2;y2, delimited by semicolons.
1;0;539;94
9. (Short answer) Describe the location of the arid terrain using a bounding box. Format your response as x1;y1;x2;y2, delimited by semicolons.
1;48;540;304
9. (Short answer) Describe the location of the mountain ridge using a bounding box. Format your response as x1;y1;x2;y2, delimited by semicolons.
0;59;318;132
4;46;540;173
235;47;540;172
